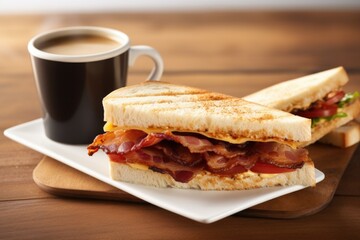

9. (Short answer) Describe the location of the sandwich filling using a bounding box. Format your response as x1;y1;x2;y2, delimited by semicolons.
88;129;309;183
292;90;359;127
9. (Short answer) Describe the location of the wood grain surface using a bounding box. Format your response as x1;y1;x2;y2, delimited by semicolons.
1;11;360;239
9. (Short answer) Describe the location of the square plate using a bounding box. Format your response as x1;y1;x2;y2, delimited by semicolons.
4;119;324;223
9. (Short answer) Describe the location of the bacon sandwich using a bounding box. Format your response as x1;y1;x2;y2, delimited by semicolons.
244;67;360;147
88;81;316;190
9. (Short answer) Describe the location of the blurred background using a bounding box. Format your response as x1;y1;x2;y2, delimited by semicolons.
0;0;359;98
1;0;360;14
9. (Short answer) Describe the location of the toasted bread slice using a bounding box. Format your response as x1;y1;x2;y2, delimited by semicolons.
110;159;315;190
243;67;349;112
319;121;360;148
103;81;311;145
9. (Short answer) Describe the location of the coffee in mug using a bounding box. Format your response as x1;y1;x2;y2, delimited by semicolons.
28;26;163;144
38;35;121;55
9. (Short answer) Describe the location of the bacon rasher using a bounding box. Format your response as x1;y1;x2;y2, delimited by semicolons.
88;130;307;183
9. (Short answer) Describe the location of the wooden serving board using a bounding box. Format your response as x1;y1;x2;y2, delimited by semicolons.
33;143;359;219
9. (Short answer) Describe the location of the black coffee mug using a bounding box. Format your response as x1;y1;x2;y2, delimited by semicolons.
28;26;163;144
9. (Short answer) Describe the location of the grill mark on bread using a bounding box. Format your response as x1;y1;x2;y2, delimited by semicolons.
112;93;231;107
108;91;208;98
117;97;293;124
104;81;312;144
105;81;210;98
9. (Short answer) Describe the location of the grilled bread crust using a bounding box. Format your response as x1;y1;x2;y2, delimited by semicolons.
243;67;349;112
103;81;311;144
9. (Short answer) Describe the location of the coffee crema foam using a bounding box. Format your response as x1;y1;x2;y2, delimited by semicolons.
38;34;121;55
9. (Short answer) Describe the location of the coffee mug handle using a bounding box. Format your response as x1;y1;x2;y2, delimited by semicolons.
129;45;164;80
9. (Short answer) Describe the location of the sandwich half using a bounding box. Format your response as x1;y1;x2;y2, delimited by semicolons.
88;81;315;190
244;67;360;147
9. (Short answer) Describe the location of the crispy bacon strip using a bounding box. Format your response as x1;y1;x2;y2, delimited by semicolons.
251;142;307;169
108;148;204;183
88;129;307;182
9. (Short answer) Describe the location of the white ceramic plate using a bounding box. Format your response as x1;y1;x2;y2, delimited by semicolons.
4;119;324;223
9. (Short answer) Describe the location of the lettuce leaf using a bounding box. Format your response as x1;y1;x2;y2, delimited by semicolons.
338;91;359;108
311;112;348;128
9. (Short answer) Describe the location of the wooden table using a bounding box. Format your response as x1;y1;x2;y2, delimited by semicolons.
1;12;359;239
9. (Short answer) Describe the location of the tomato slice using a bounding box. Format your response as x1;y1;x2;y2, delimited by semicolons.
325;91;345;105
293;91;345;119
295;103;337;118
250;162;295;174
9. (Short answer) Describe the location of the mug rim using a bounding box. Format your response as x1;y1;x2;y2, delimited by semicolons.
28;26;131;63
